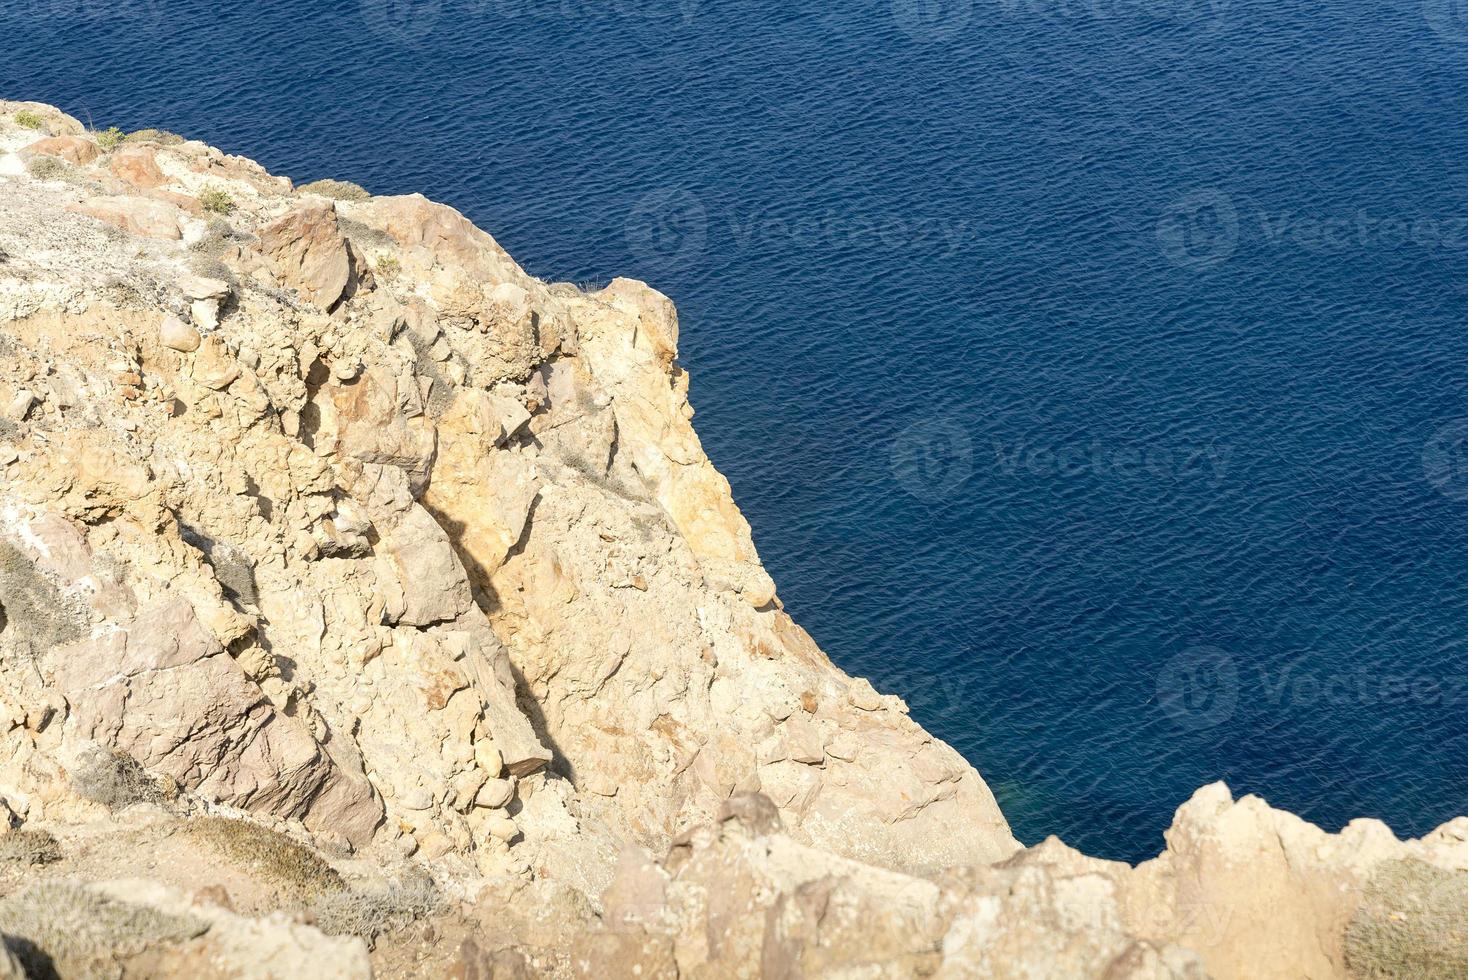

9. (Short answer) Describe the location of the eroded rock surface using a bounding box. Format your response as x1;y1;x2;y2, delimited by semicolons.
0;101;1463;978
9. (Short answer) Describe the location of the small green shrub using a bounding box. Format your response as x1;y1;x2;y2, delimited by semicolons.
124;128;184;146
374;254;401;281
198;186;236;215
186;817;344;898
297;179;370;202
14;110;44;131
1345;858;1468;979
94;126;124;151
0;829;61;866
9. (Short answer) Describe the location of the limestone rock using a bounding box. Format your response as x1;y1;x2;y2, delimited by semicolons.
258;200;352;309
23;134;99;166
46;595;383;845
70;196;183;239
160;313;201;352
110;146;167;189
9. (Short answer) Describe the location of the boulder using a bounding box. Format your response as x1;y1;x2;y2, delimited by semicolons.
110;146;166;189
23;135;99;166
70;196;183;239
258;200;352;309
160;313;201;352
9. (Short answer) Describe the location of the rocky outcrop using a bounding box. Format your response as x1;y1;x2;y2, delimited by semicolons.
0;100;1463;978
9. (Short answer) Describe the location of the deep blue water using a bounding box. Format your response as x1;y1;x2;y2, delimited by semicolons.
8;0;1468;863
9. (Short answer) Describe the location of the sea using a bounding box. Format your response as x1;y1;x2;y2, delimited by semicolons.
6;0;1468;863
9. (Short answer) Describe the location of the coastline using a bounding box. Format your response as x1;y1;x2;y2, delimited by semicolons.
0;99;1462;977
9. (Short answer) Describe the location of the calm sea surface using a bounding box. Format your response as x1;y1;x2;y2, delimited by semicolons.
7;0;1468;862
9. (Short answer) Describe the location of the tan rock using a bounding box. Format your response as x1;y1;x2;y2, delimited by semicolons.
110;146;166;189
485;813;518;842
45;595;382;845
190;335;240;390
475;777;514;810
258;200;352;309
159;314;201;352
24;134;100;166
5;389;35;420
70;196;183;239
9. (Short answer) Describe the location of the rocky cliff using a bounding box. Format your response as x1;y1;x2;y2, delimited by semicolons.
0;100;1462;979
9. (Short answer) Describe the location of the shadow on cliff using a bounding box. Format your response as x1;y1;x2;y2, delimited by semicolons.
421;493;576;783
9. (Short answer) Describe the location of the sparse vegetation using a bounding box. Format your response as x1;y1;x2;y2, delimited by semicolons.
188;218;248;258
94;126;124;151
70;747;164;810
1345;859;1468;979
198;186;236;215
298;178;371;202
374;253;401;282
185;817;344;899
307;876;443;946
0;829;61;866
14;110;44;131
0;880;206;979
124;128;184;146
25;156;66;181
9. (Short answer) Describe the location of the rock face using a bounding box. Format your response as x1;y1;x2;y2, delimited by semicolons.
0;101;1463;978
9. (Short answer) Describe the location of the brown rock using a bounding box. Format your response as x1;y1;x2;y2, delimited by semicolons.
70;196;183;239
24;135;100;166
258;200;352;309
109;147;165;189
46;596;383;845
